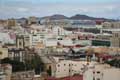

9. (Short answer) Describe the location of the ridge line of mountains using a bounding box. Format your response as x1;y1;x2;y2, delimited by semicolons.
40;14;115;21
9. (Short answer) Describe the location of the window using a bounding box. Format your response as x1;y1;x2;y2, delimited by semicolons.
69;69;70;72
97;71;100;74
58;64;60;67
97;78;100;80
19;42;22;45
81;68;83;70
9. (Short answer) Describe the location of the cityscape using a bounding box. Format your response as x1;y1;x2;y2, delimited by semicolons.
0;0;120;80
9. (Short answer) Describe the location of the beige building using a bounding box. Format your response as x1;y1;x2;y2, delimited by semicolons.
0;20;7;27
48;56;97;78
95;33;112;41
0;47;8;59
16;35;30;48
0;64;12;80
102;22;120;29
84;64;120;80
6;19;17;28
42;19;70;28
28;16;38;25
111;31;120;47
11;71;35;80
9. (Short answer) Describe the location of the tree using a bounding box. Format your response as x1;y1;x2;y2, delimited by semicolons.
105;59;120;68
24;54;45;74
47;66;52;76
1;58;25;72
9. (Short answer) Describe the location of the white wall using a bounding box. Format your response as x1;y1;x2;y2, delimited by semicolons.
53;57;97;78
83;64;120;80
103;68;120;80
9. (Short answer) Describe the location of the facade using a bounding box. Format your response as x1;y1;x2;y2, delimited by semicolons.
50;57;97;78
111;31;120;47
0;32;15;44
6;19;17;28
92;33;112;47
0;20;7;27
0;64;12;80
83;64;120;80
16;35;30;48
0;71;6;80
102;22;120;29
92;40;111;47
11;71;35;80
28;16;38;25
8;48;25;62
0;47;8;59
69;20;96;29
42;19;70;28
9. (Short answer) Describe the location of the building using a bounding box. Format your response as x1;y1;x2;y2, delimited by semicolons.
46;56;98;78
11;71;35;80
83;64;120;80
0;32;15;44
28;16;38;25
92;33;112;47
41;19;70;30
111;31;120;47
16;35;30;48
17;18;28;27
0;64;12;80
69;20;96;29
0;20;7;27
0;46;8;60
8;48;25;62
102;22;120;29
6;19;17;28
0;70;6;80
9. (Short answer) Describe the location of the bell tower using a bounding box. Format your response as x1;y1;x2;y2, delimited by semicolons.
16;35;25;49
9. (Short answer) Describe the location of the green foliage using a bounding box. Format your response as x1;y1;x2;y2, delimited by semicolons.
1;58;25;72
1;55;45;74
24;54;45;74
47;66;52;76
105;59;120;68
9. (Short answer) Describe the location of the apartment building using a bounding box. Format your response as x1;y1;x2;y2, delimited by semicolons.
83;64;120;80
49;56;97;78
111;31;120;47
0;64;12;80
102;22;120;29
6;19;17;29
28;16;39;25
92;33;112;46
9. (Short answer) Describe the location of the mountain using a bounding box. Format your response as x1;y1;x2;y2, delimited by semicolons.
41;14;114;21
41;14;69;20
70;14;114;21
70;14;94;20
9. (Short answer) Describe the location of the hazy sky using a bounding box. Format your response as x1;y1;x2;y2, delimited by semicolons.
0;0;120;19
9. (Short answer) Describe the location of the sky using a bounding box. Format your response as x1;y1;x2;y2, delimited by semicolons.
0;0;120;19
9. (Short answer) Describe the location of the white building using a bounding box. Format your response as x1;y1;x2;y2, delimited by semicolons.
52;57;97;78
0;32;15;44
83;64;120;80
